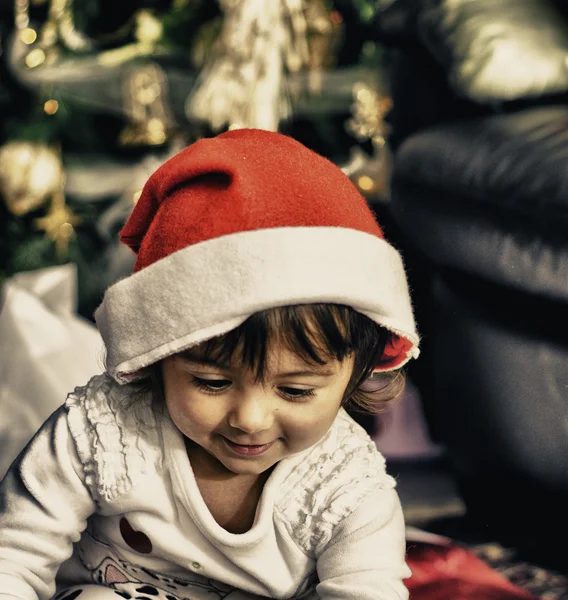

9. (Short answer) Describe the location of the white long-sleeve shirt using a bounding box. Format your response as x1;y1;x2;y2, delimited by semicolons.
0;374;410;600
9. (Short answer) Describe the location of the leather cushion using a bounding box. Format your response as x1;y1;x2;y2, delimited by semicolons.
418;0;568;103
390;106;568;301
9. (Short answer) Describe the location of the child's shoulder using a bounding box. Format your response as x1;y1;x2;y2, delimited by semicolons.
64;374;162;503
280;408;393;496
276;409;395;553
64;372;151;416
64;372;155;431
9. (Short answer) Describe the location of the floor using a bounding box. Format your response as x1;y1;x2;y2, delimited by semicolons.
391;458;466;527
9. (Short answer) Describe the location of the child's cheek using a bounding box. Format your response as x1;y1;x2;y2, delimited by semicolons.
168;398;219;435
282;404;339;449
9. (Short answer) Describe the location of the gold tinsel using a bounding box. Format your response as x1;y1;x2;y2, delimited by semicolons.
35;188;81;258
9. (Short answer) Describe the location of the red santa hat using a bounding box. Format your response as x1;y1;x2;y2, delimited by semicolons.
95;129;419;384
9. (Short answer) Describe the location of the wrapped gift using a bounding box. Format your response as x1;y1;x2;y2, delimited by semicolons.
0;264;103;479
405;527;536;600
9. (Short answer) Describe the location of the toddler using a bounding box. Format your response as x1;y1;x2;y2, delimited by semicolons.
0;129;419;600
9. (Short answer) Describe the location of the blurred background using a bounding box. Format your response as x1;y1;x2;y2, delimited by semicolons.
0;0;392;317
1;0;568;597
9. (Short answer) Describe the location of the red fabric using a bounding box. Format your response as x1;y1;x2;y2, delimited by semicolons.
406;542;536;600
377;335;414;370
118;129;412;369
120;129;383;271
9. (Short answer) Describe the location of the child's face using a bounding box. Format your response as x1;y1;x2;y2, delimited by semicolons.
161;342;354;477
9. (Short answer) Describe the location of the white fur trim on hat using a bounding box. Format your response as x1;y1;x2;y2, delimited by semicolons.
95;227;419;383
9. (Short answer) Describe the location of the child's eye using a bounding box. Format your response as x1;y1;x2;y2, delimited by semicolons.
278;387;316;401
191;376;232;393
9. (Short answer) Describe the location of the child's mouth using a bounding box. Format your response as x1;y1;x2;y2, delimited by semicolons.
223;437;275;456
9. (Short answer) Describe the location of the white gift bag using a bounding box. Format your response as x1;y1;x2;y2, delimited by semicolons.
0;264;103;479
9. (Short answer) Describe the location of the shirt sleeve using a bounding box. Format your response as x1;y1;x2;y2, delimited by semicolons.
315;486;410;600
0;406;97;600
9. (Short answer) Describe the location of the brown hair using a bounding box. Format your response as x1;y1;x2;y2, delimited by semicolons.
142;304;404;414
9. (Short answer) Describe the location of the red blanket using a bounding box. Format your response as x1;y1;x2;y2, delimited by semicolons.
406;539;536;600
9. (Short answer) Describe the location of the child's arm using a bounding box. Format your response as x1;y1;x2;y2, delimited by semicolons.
315;486;410;599
0;407;97;600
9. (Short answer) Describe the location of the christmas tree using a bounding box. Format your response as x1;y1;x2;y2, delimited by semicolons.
0;0;391;319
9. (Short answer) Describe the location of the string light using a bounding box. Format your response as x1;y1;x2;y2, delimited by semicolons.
25;48;46;68
20;27;37;44
44;99;59;114
357;175;376;192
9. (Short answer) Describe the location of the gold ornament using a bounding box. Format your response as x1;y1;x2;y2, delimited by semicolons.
343;84;393;201
134;9;163;47
14;0;92;68
35;188;81;257
97;9;163;68
304;0;344;93
346;82;392;148
0;141;64;215
120;63;175;147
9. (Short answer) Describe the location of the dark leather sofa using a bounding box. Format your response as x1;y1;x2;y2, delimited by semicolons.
375;0;568;548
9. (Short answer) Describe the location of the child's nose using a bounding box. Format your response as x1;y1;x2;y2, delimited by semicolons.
228;391;274;434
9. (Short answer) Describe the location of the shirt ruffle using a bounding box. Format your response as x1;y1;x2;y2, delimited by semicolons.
65;375;394;562
65;374;161;504
277;411;395;556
